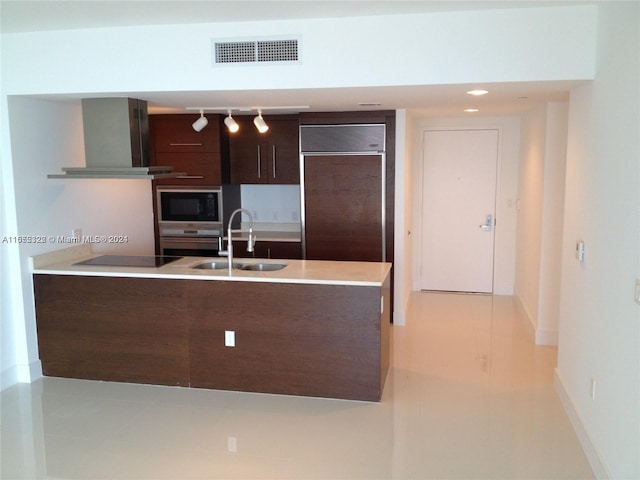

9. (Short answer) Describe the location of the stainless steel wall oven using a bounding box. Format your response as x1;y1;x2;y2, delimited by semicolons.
156;185;240;257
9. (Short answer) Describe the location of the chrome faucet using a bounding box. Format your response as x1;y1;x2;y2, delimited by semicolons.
218;208;255;273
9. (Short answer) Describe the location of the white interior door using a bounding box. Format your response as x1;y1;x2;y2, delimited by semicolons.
420;129;498;293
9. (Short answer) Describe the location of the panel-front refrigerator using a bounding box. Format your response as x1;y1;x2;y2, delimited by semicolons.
299;124;386;262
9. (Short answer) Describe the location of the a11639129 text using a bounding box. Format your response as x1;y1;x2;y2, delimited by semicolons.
1;235;129;245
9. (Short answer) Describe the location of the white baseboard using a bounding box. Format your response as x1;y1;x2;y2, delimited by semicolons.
535;328;559;346
0;360;42;391
392;309;406;326
28;359;43;382
514;293;535;339
554;369;610;479
514;293;559;346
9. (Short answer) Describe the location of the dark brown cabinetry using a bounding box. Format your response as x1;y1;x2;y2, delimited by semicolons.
299;111;395;265
188;279;389;401
229;115;299;184
299;111;396;315
232;240;302;260
34;274;390;401
304;154;383;262
33;275;189;386
150;114;229;186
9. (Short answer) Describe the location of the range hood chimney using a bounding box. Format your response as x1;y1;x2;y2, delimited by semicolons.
48;98;183;179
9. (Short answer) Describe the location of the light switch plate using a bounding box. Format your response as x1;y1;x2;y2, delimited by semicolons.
576;240;585;262
225;330;235;347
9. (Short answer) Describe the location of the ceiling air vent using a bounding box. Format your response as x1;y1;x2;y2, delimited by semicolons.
215;41;256;64
213;38;299;65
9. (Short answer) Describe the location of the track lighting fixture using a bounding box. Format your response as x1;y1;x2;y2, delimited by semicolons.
192;109;208;132
224;110;239;133
253;110;269;133
187;105;308;133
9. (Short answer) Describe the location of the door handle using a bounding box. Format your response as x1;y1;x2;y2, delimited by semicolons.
257;145;261;179
272;145;276;178
479;214;493;232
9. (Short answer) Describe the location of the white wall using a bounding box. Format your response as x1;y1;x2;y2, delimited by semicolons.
515;102;568;345
409;115;521;295
515;105;545;331
9;98;155;256
393;110;411;326
538;102;569;345
555;3;640;478
2;6;596;96
0;100;20;389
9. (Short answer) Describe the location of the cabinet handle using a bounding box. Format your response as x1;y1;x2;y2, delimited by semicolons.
272;145;276;178
175;175;205;179
257;145;261;179
169;142;203;146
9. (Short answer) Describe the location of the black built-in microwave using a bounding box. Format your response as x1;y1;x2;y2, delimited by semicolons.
158;187;222;223
157;186;241;226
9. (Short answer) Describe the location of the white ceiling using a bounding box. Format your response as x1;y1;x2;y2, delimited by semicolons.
1;0;593;116
118;82;577;117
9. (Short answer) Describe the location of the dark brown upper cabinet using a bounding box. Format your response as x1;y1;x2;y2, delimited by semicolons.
150;114;230;186
229;115;299;184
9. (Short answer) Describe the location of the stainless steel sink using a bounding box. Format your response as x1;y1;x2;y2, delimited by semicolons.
191;260;238;270
191;260;287;271
238;263;287;271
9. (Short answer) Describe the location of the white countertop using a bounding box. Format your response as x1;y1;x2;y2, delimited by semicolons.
31;245;391;287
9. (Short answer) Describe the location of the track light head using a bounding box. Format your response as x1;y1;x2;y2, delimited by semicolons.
192;109;208;132
253;111;269;133
224;110;239;133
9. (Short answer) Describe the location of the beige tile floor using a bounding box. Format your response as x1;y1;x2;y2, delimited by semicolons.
1;292;594;479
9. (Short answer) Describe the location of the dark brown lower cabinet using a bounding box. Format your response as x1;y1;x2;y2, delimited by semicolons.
188;279;390;401
232;240;302;260
33;275;190;386
34;274;390;401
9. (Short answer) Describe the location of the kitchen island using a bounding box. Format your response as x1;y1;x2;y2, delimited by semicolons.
31;245;391;401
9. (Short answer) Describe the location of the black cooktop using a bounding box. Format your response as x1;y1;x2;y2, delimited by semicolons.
74;255;183;268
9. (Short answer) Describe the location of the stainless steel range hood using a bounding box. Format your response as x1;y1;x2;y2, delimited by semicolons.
48;98;184;179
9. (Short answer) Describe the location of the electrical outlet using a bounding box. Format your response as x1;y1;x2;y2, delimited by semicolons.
227;436;237;453
272;211;279;221
292;211;299;222
252;211;258;220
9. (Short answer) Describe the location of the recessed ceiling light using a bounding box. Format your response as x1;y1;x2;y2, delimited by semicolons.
464;108;479;113
466;89;489;96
